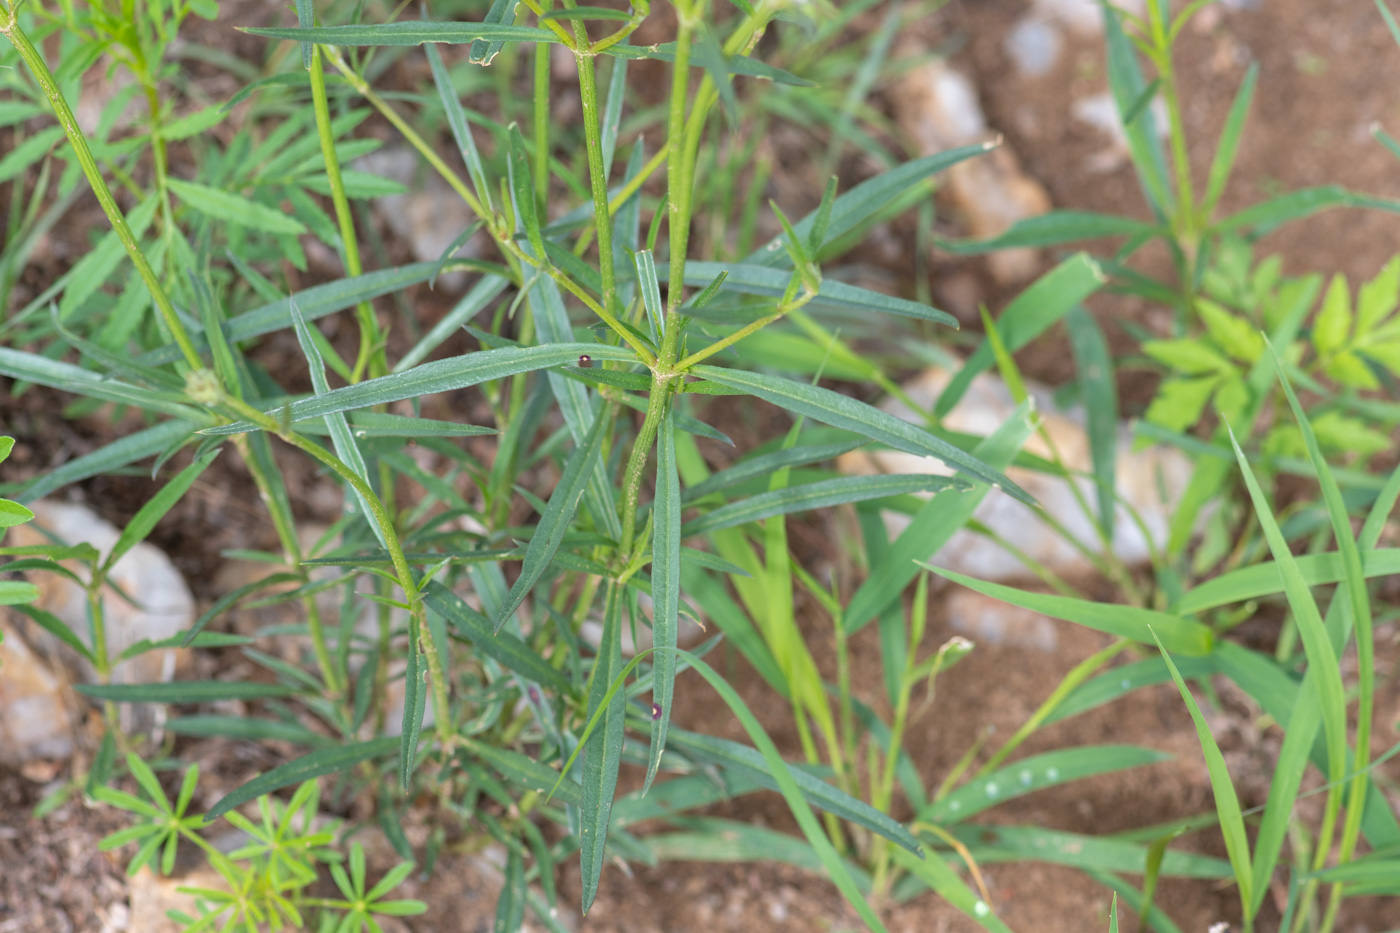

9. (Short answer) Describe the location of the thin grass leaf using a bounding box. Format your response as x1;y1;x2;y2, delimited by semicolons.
1104;5;1172;214
400;623;428;791
496;411;609;630
344;412;495;438
746;144;992;263
892;844;1010;931
1066;307;1118;539
0;348;205;421
1210;186;1381;235
0;126;63;185
14;421;195;504
683;440;863;501
458;737;582;805
647;818;873;887
938;212;1159;254
426;42;493;212
10;604;94;662
670;651;893;932
674;261;956;325
579;584;627;915
507;122;546;259
936;254;1105;417
1201;63;1258;220
206;738;399;820
167;178;306;236
634;250;665;343
205;343;637;434
396;275;509;373
923;746;1170;825
925;566;1213;655
421;581;569;691
691;365;1032;504
245;22;556;47
76;681;299;703
166;715;336;746
645;408;681;794
956;824;1231;879
601;42;812;87
682;474;967;537
1151;631;1253;906
100;449;219;576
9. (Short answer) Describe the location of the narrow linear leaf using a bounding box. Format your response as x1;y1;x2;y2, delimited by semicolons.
167;178;306;236
682;474;967;537
76;681;299;703
645;408;681;794
206;738;399;820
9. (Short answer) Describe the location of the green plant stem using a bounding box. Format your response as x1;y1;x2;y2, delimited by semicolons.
0;10;202;371
221;396;453;754
663;5;697;318
309;44;385;383
675;291;814;370
533;37;552;212
618;381;670;559
575;45;618;318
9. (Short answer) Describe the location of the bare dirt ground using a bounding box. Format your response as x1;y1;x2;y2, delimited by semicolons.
4;1;1400;932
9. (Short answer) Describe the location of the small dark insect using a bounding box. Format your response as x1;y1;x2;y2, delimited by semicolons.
578;354;592;368
651;703;662;721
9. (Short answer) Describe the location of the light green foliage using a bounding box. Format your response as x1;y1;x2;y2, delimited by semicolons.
2;0;1398;930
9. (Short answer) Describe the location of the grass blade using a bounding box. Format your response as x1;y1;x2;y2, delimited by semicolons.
1201;63;1258;220
1150;632;1253;908
206;738;399;820
425;43;493;213
1066;307;1118;539
245;22;556;47
421;581;570;691
205;343;637;434
100;449;219;576
579;583;627;914
645;408;681;794
936;254;1105;417
924;566;1214;656
675;261;956;325
691;364;1032;504
682;474;966;537
77;681;299;703
495;410;609;630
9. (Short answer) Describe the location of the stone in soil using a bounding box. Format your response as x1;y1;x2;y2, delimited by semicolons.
0;616;76;765
838;364;1192;582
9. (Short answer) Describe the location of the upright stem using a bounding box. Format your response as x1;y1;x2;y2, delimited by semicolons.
0;11;202;371
663;8;696;320
310;45;384;383
576;49;618;318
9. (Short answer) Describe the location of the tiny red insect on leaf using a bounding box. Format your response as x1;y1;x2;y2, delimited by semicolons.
578;354;592;368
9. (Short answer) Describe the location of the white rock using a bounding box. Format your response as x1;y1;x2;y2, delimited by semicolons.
1071;91;1170;173
0;617;76;764
1033;0;1146;37
838;365;1192;583
15;501;195;688
947;590;1058;652
128;864;225;933
1004;18;1064;77
355;147;480;290
891;59;1052;286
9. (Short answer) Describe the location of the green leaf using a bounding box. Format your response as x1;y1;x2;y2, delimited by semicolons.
1198;299;1264;363
0;126;64;185
140;264;441;366
921;746;1170;825
15;421;196;504
0;499;35;528
668;654;893;933
458;737;582;805
1313;273;1352;355
924;566;1214;656
635;250;666;343
469;0;522;64
1202;63;1258;219
1142;338;1233;374
400;624;428;791
244;22;558;46
935;254;1106;417
1151;632;1253;908
1143;376;1220;433
578;584;627;914
166;715;336;746
683;440;863;502
76;681;299;703
101;449;219;576
426;44;493;212
495;409;610;630
938;212;1159;254
1066;308;1118;539
745;144;992;263
645;408;681;794
0;348;206;421
206;738;400;820
1211;185;1381;235
506;122;545;260
891;846;1010;932
167;178;307;236
691;365;1032;505
682;474;967;537
8;604;92;660
1356;256;1400;334
160;105;226;142
602;42;813;88
420;581;570;691
0;580;40;606
674;261;956;325
205;343;638;434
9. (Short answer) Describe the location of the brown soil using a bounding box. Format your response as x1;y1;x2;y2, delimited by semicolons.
4;1;1400;932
